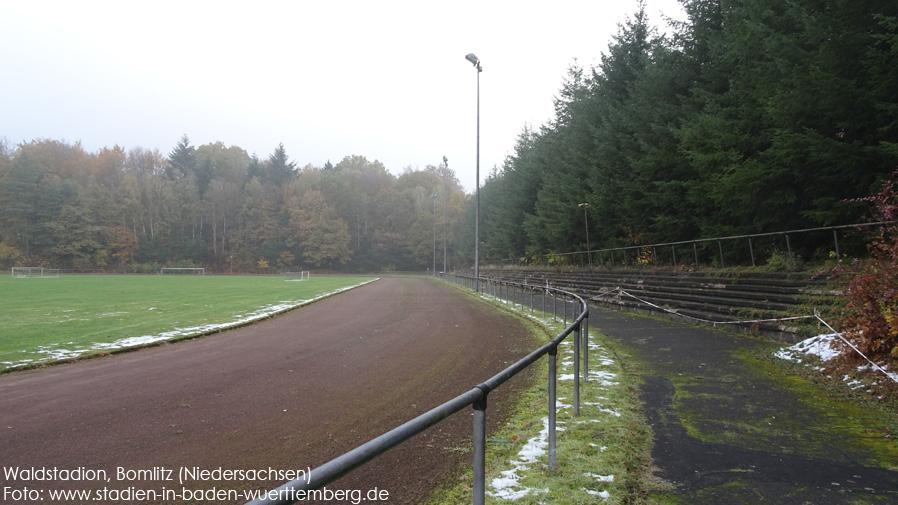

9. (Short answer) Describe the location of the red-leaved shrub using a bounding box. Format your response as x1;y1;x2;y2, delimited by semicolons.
838;169;898;363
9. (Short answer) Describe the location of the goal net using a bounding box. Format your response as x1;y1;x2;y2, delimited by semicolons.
284;271;310;281
11;267;59;278
160;267;205;275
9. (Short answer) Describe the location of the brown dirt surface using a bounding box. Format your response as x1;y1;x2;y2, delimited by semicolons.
0;277;539;504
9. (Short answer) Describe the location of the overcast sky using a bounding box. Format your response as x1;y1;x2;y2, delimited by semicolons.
1;0;685;193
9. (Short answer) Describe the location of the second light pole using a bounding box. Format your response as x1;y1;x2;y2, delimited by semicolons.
466;52;482;292
579;202;592;269
431;191;438;276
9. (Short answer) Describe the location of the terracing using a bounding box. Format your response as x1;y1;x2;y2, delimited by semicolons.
476;268;841;342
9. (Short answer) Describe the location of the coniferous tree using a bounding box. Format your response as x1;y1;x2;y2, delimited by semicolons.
166;134;196;180
266;143;296;186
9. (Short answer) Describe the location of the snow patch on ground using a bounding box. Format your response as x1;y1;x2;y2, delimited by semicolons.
487;417;551;500
5;279;378;369
488;325;621;500
774;333;842;363
585;472;614;482
774;332;898;389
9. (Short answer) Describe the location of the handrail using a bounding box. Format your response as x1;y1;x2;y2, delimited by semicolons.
246;275;589;505
574;221;894;253
488;220;894;269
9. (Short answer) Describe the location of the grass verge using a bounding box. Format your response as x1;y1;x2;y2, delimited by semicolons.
425;291;662;504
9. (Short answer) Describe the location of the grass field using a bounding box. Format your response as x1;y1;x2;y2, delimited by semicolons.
0;274;375;372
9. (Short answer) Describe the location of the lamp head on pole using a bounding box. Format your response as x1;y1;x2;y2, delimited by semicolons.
465;53;482;71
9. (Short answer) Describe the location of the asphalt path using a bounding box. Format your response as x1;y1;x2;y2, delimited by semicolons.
590;305;898;504
0;277;536;504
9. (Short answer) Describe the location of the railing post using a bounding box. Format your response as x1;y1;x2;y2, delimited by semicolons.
749;237;755;267
833;228;840;259
552;292;557;323
573;322;580;416
583;311;589;381
563;294;567;327
785;233;794;268
548;345;558;471
717;239;725;268
472;391;488;505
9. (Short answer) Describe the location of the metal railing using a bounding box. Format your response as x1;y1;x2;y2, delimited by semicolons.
488;221;892;269
246;275;589;505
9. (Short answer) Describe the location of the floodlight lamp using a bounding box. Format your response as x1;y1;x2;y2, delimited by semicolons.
443;155;448;165
465;53;480;67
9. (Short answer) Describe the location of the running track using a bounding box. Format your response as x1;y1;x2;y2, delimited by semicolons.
0;277;535;504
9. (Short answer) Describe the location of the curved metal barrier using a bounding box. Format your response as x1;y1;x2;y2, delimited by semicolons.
246;274;589;505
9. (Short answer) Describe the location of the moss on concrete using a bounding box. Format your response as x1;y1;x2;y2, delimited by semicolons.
666;343;898;468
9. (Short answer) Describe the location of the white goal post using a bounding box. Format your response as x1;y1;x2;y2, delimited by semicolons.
11;267;59;278
284;271;310;281
159;267;205;275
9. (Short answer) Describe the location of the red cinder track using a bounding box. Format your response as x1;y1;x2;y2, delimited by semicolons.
0;277;536;504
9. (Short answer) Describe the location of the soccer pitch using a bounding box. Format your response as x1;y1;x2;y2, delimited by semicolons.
0;274;376;372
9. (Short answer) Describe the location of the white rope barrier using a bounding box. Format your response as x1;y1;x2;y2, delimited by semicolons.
813;314;898;386
604;287;816;327
592;287;898;386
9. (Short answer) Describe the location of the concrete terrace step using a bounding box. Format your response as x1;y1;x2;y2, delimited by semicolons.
476;269;834;341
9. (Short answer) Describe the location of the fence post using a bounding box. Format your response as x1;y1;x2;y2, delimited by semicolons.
472;391;487;505
833;228;840;259
574;322;580;416
553;292;557;323
548;345;558;471
785;233;794;268
717;239;725;268
693;241;699;269
583;310;589;381
749;237;755;267
563;294;568;326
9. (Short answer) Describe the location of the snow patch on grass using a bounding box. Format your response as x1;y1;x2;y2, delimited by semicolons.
5;279;377;369
774;333;841;363
487;417;551;500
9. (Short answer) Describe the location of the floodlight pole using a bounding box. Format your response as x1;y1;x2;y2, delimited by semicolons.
579;202;592;269
442;156;448;274
431;192;438;276
466;53;482;292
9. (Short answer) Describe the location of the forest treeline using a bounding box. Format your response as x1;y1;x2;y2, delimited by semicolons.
3;0;898;273
478;0;898;265
0;136;467;273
